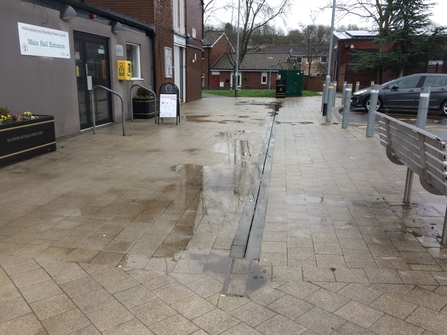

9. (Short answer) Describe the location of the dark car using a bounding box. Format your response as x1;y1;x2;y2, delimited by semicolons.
350;73;447;116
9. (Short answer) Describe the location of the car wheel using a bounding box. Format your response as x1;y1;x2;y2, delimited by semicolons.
364;97;382;112
441;101;447;117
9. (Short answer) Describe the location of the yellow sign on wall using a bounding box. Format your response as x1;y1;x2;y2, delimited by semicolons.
117;60;131;80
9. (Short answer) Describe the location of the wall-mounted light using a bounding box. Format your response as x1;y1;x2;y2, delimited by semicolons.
350;44;355;49
60;5;77;22
111;21;125;34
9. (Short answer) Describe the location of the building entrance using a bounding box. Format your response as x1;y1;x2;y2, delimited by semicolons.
74;32;112;130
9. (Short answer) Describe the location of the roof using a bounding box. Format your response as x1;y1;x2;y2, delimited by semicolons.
211;53;290;71
334;30;378;40
203;31;224;46
251;44;328;56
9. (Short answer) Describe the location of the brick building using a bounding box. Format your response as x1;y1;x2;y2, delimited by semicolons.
332;30;447;89
202;31;234;88
1;0;204;139
255;45;329;77
210;53;290;89
86;0;204;102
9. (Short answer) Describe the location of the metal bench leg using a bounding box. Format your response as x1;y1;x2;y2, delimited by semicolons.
403;168;413;204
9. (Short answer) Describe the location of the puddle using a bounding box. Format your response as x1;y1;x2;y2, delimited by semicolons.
215;130;255;139
136;160;257;266
212;141;252;160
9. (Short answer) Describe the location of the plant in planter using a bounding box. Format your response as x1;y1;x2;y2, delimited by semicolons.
132;87;157;119
0;107;39;124
0;106;56;165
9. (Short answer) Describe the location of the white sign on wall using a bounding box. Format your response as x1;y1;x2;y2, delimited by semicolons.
115;44;124;57
18;22;70;59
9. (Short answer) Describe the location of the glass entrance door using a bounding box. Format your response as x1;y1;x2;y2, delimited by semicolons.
74;32;112;129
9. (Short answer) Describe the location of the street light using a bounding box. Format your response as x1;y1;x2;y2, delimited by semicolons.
322;0;336;115
268;57;273;90
234;0;241;97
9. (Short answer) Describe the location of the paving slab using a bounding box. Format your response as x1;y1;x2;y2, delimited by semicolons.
1;95;447;334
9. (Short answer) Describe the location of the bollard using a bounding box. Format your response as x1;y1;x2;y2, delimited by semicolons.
341;81;347;106
322;75;330;116
326;84;335;122
342;84;353;129
415;86;431;130
355;81;360;92
366;84;380;137
332;82;337;107
322;82;327;115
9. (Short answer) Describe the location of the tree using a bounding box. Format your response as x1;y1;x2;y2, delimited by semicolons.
225;0;291;82
354;0;447;77
337;24;369;31
203;0;228;27
323;0;391;32
250;24;285;47
298;23;331;76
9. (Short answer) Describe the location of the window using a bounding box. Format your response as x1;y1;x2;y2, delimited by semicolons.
126;43;141;79
261;72;267;85
424;76;447;87
164;47;172;78
173;0;185;34
320;56;327;63
296;56;302;64
397;76;420;89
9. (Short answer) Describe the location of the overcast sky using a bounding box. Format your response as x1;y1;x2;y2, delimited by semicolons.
282;0;446;32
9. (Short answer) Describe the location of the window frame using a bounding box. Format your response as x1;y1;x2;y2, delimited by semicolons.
173;0;185;34
261;72;267;85
164;47;173;78
126;43;141;80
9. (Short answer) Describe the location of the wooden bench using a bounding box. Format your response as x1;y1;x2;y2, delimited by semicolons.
375;111;447;244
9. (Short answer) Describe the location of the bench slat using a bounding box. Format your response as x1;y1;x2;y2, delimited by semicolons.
375;112;447;196
377;116;446;151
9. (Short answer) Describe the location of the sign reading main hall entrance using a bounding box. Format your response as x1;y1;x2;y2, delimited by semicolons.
18;22;70;59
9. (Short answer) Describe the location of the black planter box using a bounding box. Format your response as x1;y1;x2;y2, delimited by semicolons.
0;115;56;165
132;99;158;119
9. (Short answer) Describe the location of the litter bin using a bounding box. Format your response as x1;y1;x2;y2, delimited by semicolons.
276;80;286;98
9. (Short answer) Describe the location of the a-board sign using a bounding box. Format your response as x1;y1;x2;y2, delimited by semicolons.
158;82;180;124
159;94;177;117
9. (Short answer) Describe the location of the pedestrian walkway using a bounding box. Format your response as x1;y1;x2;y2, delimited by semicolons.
0;96;447;334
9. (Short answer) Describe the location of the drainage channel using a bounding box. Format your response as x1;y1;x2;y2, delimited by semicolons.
229;105;278;259
222;103;278;297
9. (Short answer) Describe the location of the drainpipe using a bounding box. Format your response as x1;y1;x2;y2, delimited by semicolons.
151;35;157;94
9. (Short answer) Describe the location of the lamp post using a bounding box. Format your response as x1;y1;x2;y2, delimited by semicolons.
234;0;241;97
268;56;273;90
322;0;336;114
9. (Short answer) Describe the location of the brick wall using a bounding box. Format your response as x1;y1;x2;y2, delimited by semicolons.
84;0;203;102
202;35;233;88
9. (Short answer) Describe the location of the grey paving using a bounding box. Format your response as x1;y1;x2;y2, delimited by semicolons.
1;95;447;334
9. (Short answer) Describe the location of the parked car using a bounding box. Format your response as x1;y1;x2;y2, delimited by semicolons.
350;73;447;116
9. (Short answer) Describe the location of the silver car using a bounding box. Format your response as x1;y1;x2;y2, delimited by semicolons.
350;73;447;116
